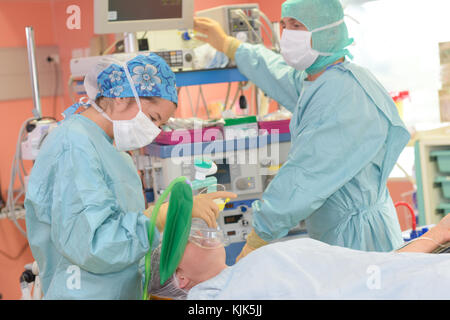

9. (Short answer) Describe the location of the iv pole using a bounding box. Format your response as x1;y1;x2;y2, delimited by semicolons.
25;26;42;119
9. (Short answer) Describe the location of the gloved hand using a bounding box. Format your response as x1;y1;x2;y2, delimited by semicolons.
144;202;168;232
235;229;268;262
144;191;237;231
192;191;237;228
194;17;242;59
194;17;229;52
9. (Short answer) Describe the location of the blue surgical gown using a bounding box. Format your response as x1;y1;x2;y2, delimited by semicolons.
188;238;450;300
24;114;159;299
235;44;410;251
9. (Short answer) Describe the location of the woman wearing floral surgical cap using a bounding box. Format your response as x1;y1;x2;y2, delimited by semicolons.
24;53;236;299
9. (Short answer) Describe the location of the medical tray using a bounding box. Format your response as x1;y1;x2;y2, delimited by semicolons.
430;150;450;173
258;119;291;134
222;116;259;140
154;126;223;145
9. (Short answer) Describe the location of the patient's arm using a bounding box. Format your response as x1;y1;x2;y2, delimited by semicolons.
396;214;450;253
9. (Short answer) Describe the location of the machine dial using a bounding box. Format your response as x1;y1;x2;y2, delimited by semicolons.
241;219;249;227
259;158;272;168
235;177;254;190
236;31;248;42
184;53;193;62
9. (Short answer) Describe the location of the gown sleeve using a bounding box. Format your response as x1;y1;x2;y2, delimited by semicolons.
50;141;157;274
235;43;305;113
251;76;390;242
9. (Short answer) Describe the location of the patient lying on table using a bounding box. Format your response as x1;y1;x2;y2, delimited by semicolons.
148;214;450;300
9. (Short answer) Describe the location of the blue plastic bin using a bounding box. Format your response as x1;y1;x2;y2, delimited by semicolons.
437;202;450;215
435;176;450;199
430;150;450;173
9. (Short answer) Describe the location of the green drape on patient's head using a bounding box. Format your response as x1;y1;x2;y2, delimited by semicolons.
281;0;354;75
142;176;193;300
159;179;193;284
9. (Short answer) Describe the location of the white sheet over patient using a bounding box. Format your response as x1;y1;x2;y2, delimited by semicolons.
187;238;450;300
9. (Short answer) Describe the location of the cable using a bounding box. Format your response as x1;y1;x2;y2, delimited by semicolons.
184;86;195;117
52;60;59;118
395;202;416;231
0;242;29;261
198;184;226;195
6;117;37;237
395;162;416;185
405;236;447;249
101;40;120;56
68;76;77;104
224;82;231;111
228;82;243;110
0;173;4;209
256;9;280;51
234;10;262;44
17;126;29;193
199;85;210;119
194;86;201;117
46;55;60;118
254;20;273;47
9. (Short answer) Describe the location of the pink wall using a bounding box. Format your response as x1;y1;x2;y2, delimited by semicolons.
0;0;58;300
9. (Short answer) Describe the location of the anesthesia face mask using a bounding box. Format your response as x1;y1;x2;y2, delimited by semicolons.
189;218;229;249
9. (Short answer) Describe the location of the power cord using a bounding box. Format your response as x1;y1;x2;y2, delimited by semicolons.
0;241;29;260
0;179;4;209
47;55;60;118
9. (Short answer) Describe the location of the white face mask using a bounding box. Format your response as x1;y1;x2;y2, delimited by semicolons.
280;19;344;71
90;62;162;152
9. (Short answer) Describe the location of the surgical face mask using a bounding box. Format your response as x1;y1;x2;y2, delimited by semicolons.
90;61;161;152
92;101;161;152
280;19;344;71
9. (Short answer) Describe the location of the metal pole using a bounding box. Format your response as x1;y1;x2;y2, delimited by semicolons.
124;32;138;53
25;26;42;118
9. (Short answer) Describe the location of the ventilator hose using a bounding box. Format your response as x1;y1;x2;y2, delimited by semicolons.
395;201;416;231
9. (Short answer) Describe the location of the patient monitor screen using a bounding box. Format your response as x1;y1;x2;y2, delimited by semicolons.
108;0;182;21
214;160;231;185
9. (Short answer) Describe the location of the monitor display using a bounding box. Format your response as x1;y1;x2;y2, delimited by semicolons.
94;0;193;34
224;214;243;225
108;0;182;22
214;159;231;185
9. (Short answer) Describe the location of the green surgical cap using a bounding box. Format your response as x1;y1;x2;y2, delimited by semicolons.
281;0;354;74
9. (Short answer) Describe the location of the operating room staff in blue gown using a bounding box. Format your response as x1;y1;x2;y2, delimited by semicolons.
24;53;235;299
194;0;411;257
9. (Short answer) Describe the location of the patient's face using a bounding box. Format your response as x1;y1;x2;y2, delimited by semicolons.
176;242;226;290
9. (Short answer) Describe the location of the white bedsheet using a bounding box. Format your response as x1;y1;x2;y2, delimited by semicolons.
188;238;450;300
